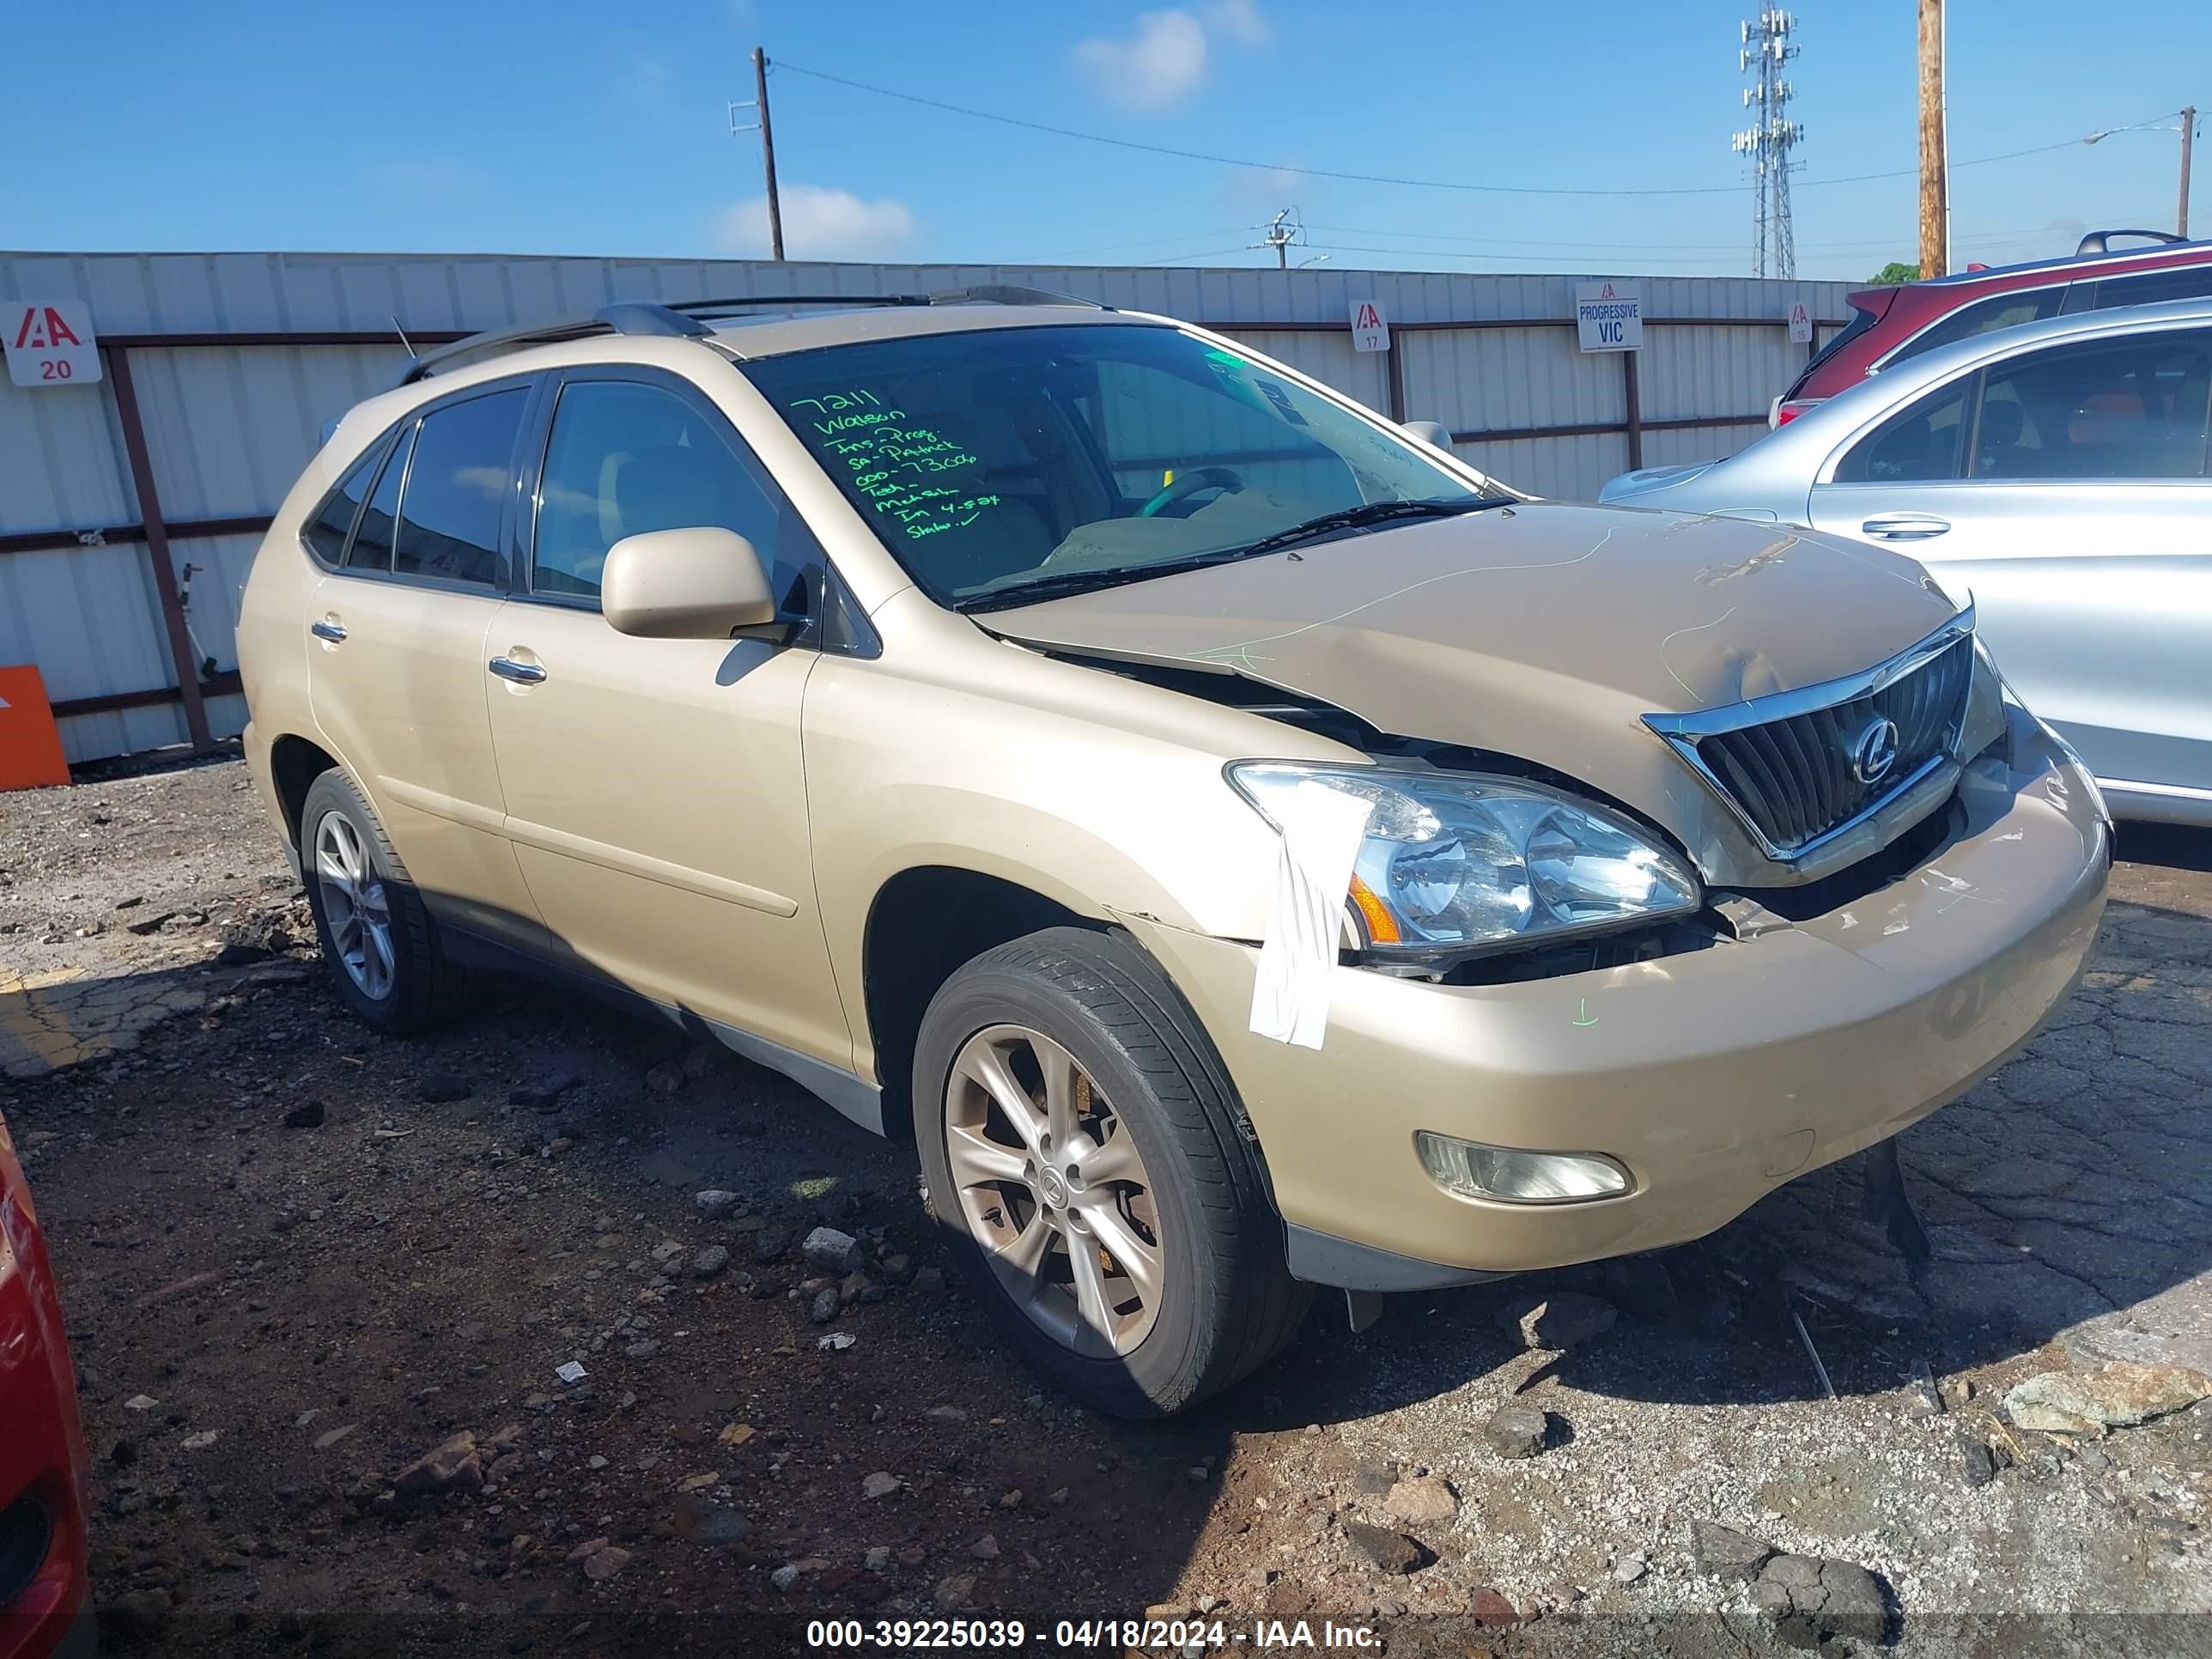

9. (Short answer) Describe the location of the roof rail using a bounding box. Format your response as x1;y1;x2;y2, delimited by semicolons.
2075;228;2187;256
391;287;1112;389
925;284;1111;309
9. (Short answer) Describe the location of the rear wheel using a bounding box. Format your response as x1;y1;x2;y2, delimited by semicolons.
913;927;1309;1417
300;769;460;1034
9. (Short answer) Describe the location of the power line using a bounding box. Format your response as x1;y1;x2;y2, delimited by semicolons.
1300;219;2154;255
774;58;2172;201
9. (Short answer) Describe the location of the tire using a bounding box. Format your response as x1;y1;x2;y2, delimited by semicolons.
912;927;1310;1418
298;768;463;1034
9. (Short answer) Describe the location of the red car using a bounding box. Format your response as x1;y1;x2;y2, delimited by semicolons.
1774;228;2212;423
0;1113;92;1659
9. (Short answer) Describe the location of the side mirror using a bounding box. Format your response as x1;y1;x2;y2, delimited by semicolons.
1403;420;1454;451
601;527;778;640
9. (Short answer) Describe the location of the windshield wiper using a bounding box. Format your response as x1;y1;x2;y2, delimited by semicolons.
955;550;1251;613
1231;495;1511;561
954;495;1513;614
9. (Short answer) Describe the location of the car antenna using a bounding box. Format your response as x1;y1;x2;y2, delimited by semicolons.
392;313;416;361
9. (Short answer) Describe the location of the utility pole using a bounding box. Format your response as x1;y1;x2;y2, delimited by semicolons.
2181;106;2197;239
730;49;785;259
1917;0;1948;276
1252;209;1303;270
754;48;784;261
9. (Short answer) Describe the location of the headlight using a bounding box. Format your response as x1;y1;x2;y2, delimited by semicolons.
1228;762;1701;963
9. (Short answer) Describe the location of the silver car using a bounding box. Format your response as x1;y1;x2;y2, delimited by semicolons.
1601;298;2212;826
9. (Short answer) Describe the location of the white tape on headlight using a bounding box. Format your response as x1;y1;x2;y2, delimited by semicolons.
1249;781;1374;1048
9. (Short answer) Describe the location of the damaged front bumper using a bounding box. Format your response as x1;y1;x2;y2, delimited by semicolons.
1121;706;2112;1291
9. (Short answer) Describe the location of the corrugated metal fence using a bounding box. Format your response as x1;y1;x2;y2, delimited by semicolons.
0;252;1850;763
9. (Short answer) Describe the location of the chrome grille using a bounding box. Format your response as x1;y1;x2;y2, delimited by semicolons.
1642;611;1979;866
1691;634;1972;854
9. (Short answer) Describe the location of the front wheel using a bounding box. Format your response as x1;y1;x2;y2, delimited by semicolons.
912;927;1310;1417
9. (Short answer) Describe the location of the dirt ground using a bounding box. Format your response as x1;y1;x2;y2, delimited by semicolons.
5;755;2212;1656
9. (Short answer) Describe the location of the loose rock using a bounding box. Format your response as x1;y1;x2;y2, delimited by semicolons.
803;1226;866;1274
2003;1362;2210;1437
282;1100;325;1129
696;1189;742;1217
393;1431;483;1498
582;1545;633;1582
1382;1474;1459;1526
1689;1519;1775;1582
1960;1434;2000;1488
1342;1520;1425;1575
862;1471;900;1500
691;1245;731;1279
935;1574;975;1610
1484;1401;1551;1460
1750;1553;1888;1646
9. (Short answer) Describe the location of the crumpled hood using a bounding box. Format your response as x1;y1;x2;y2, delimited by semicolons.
988;501;1962;878
990;501;1954;724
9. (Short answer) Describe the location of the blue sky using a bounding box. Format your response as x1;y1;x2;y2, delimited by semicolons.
8;1;2203;283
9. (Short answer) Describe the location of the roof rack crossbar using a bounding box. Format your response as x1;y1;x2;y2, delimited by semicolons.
2075;228;2188;256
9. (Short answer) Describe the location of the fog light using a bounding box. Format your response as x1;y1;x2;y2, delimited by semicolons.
1414;1132;1630;1205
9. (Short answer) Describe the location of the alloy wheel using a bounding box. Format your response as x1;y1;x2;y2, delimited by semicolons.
313;811;396;1001
942;1024;1165;1358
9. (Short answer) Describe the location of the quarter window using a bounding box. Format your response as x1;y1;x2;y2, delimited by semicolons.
302;439;385;565
1836;378;1972;483
347;423;412;572
392;389;527;586
532;380;786;603
1887;287;2066;365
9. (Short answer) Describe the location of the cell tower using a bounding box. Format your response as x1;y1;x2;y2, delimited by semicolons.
1732;8;1804;278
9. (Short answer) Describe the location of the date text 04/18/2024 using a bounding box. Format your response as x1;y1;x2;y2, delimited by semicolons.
802;1618;1381;1650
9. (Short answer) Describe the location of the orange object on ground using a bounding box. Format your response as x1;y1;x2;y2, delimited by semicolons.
0;665;71;791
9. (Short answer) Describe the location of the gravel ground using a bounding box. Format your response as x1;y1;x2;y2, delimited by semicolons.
3;757;2212;1656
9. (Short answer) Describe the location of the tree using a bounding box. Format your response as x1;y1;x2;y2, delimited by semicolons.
1869;261;1921;285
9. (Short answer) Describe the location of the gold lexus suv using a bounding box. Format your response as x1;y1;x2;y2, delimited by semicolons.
237;290;2111;1415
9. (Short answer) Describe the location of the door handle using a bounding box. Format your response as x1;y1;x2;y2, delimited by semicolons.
1860;514;1952;541
310;619;347;642
489;655;547;685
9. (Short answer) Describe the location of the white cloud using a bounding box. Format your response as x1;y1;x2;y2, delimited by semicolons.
1075;10;1209;111
1206;0;1271;46
714;185;916;260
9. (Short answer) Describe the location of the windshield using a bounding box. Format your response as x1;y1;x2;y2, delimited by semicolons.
743;323;1486;608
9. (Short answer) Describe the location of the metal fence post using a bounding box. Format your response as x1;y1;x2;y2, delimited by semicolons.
102;345;215;753
1621;351;1644;471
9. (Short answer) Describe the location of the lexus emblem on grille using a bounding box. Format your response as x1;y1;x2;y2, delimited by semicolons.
1851;717;1902;785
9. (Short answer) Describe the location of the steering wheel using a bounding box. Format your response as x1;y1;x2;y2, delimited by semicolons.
1139;466;1247;519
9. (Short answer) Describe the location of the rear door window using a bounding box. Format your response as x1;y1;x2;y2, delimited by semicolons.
1970;329;2212;480
392;389;528;586
2083;264;2212;310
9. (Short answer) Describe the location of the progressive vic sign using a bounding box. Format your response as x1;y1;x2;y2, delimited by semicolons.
1574;281;1642;353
